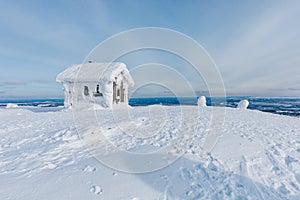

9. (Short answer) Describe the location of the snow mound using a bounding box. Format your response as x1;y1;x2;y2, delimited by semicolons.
6;103;18;108
237;99;249;109
197;96;207;107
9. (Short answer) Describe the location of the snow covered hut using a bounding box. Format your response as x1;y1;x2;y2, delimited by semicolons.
56;62;134;108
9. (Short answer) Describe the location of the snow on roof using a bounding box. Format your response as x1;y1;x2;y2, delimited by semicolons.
56;62;134;86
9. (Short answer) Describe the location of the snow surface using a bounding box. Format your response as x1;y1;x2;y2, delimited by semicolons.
0;106;300;199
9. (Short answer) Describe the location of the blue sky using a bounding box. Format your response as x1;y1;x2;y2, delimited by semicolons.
0;0;299;98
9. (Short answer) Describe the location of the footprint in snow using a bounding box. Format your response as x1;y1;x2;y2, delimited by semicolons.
82;165;96;172
46;163;57;169
285;155;296;169
90;185;103;195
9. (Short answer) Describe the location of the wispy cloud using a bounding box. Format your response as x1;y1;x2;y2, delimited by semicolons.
0;1;299;97
2;80;27;86
215;1;300;95
288;88;300;91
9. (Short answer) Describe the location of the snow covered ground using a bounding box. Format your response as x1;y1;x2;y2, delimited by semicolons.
0;105;300;199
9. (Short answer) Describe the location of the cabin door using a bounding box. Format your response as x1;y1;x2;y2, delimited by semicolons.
113;81;117;103
120;81;125;102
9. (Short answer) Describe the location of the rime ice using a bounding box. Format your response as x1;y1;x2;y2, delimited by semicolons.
56;62;134;108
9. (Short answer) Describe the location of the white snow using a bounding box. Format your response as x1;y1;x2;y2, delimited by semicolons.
56;62;133;86
90;185;103;195
197;96;207;107
0;106;300;199
237;99;249;109
5;103;18;108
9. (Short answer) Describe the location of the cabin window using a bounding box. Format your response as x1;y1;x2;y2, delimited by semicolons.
93;84;103;97
84;86;89;96
96;84;100;93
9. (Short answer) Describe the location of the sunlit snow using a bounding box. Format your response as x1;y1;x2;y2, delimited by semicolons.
1;105;300;199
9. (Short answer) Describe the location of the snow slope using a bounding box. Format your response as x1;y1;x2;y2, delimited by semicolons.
0;106;300;199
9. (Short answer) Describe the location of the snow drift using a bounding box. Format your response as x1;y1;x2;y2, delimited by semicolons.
5;103;18;108
0;105;300;199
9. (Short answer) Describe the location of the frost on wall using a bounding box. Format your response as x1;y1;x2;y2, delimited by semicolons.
56;62;134;108
61;82;74;108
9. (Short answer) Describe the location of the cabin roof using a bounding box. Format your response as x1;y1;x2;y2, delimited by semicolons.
56;62;134;86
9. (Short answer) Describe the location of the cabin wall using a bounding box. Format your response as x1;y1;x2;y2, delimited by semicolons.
78;82;113;108
113;81;128;104
112;74;129;106
61;76;130;108
61;83;74;108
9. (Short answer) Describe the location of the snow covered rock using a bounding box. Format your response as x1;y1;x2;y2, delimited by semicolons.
197;96;207;107
237;99;249;109
6;103;18;108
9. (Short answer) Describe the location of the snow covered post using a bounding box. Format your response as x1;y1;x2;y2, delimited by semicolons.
197;96;207;107
237;99;249;110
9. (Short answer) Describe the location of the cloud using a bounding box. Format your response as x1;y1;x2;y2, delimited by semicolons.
288;88;300;91
0;1;107;68
0;1;299;98
2;80;27;86
214;1;300;95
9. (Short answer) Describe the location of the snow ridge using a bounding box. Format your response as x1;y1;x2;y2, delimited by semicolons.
0;106;300;199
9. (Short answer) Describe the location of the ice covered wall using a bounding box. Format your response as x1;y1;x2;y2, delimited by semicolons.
97;80;113;108
56;62;134;109
62;83;72;108
100;63;134;87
